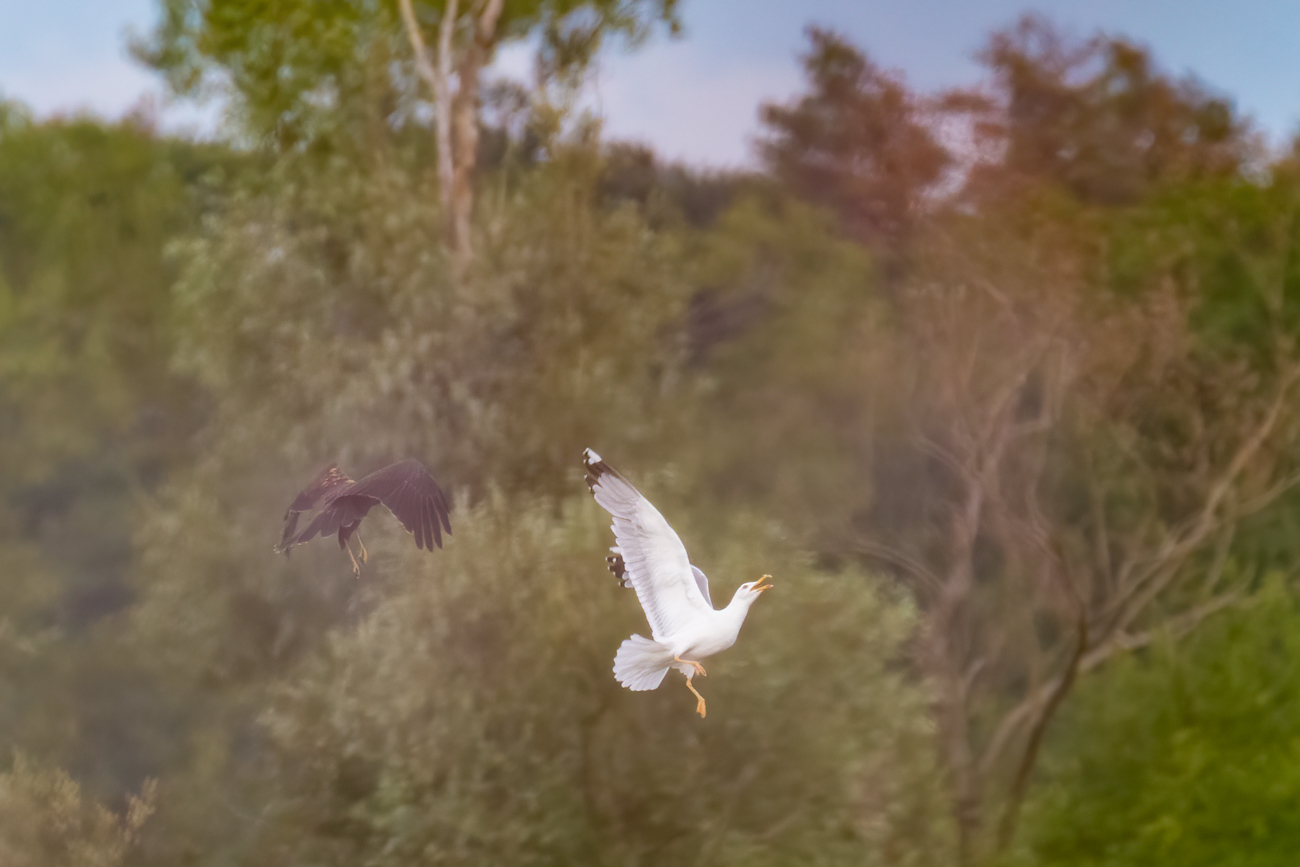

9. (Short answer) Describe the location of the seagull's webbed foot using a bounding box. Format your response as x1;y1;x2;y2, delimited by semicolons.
674;656;707;677
684;675;707;718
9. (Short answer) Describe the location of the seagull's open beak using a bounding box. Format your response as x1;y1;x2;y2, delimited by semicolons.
754;575;774;593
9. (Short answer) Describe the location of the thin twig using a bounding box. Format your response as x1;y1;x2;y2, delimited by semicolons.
854;541;944;596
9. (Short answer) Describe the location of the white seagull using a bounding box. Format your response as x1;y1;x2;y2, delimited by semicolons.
583;448;772;717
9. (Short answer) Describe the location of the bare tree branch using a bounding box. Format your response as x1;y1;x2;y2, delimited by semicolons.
855;541;944;596
1081;591;1244;670
1104;363;1300;637
868;203;1300;862
996;592;1085;851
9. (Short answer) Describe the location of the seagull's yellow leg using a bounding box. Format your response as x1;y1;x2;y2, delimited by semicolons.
685;675;707;718
674;656;707;677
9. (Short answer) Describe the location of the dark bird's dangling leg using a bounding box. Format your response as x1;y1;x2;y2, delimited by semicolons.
338;523;366;577
684;673;707;718
354;530;369;564
344;540;363;577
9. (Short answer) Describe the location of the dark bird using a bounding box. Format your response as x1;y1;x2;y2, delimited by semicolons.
274;459;452;575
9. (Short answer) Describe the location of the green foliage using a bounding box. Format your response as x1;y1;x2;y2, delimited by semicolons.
0;753;155;867
597;142;761;229
109;136;955;862
163;146;691;496
1103;174;1300;358
0;110;225;485
137;0;405;153
0;105;239;639
254;491;943;866
674;193;883;537
135;0;679;155
0;107;243;811
1021;579;1300;866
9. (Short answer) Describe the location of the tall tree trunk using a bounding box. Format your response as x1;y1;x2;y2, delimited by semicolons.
434;0;458;243
448;0;503;265
399;0;502;268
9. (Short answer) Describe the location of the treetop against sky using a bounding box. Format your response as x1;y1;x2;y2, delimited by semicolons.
3;0;1300;165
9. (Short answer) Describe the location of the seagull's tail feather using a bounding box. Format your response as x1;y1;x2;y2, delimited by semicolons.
614;634;673;691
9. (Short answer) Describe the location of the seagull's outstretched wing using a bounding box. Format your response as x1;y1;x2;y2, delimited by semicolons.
583;449;712;641
607;551;712;607
347;459;452;550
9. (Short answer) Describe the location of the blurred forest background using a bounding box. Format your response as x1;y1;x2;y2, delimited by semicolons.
5;2;1300;865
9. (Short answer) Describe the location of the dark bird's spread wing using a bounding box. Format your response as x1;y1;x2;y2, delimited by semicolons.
275;459;452;558
346;459;452;550
288;464;355;512
277;464;354;553
291;494;378;548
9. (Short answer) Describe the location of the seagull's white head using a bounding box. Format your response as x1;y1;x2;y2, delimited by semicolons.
732;574;774;607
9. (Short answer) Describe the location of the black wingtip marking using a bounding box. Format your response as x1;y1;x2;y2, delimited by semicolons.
606;552;633;589
583;448;616;493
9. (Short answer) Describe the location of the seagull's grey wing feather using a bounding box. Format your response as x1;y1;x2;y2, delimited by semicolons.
583;449;711;642
690;565;713;608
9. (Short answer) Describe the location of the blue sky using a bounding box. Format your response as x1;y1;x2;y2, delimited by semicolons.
3;0;1299;166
